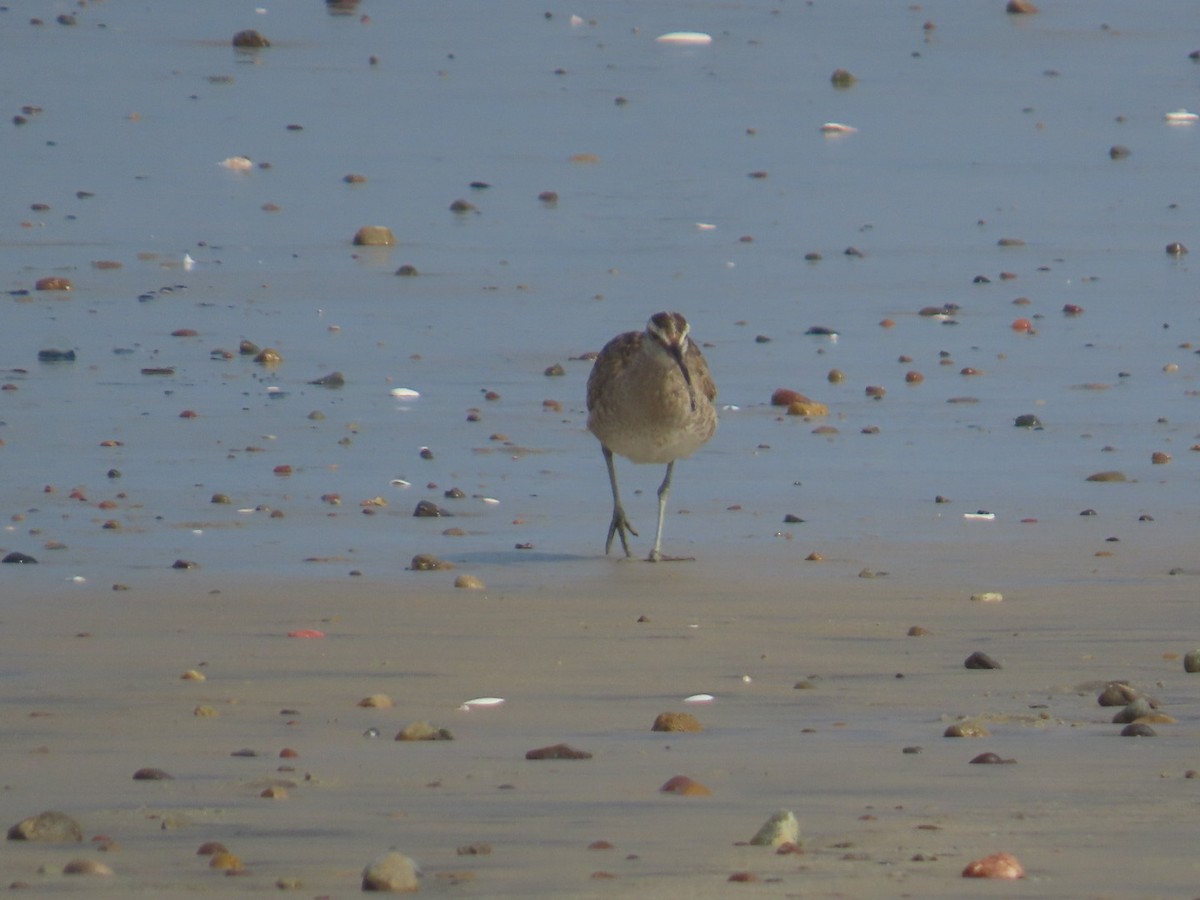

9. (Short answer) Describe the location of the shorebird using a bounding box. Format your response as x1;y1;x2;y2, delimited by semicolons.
586;311;717;561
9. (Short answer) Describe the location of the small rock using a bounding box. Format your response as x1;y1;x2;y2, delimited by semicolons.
659;775;712;796
1097;682;1141;706
62;859;113;876
1120;723;1157;737
1112;697;1153;723
454;574;485;590
353;225;396;247
132;767;173;781
962;851;1025;878
1166;242;1188;257
7;811;83;842
35;276;73;291
651;711;703;733
829;68;856;88
1183;650;1200;673
970;592;1003;602
210;850;243;871
728;871;759;882
395;721;453;741
1086;470;1127;482
2;551;38;564
944;722;990;738
1109;144;1131;160
254;348;282;366
358;694;394;709
525;743;592;760
964;651;1002;669
1013;414;1042;428
309;371;345;387
413;500;450;517
232;29;270;48
410;553;452;571
969;752;1015;764
788;398;829;417
748;810;800;847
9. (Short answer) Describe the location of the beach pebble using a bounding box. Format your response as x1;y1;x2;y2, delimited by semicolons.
789;398;829;417
1166;242;1188;256
454;574;485;590
1120;723;1157;737
35;276;73;291
1097;682;1142;706
970;592;1003;602
830;68;856;88
395;721;453;741
659;775;711;796
748;809;800;847
1112;698;1154;723
358;694;394;709
254;348;282;366
410;553;453;571
62;859;113;876
964;651;1002;669
132;767;173;781
309;371;345;387
6;811;82;842
197;841;228;856
1086;470;1127;482
261;786;288;799
413;500;450;518
2;552;38;564
962;851;1025;878
181;669;205;681
525;743;592;760
728;871;759;882
352;226;396;247
361;850;420;892
1013;414;1041;428
1183;650;1200;673
232;29;269;48
969;752;1015;764
944;722;990;738
651;711;703;733
209;850;243;871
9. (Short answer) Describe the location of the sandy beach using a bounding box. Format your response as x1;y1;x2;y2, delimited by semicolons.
5;0;1200;895
3;549;1199;897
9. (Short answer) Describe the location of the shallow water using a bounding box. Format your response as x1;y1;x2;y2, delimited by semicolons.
1;0;1198;593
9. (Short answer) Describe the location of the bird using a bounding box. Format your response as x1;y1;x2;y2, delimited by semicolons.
586;311;717;561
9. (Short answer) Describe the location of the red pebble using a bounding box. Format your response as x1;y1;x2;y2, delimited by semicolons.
1011;318;1033;332
286;629;325;639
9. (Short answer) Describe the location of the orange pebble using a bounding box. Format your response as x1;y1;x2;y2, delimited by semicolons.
962;852;1025;879
1011;318;1034;332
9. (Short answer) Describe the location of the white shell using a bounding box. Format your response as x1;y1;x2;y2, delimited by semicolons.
390;387;421;399
219;155;253;170
682;693;714;704
656;31;713;45
963;511;996;521
459;697;505;710
1164;109;1199;124
820;122;858;134
480;497;500;505
390;479;412;488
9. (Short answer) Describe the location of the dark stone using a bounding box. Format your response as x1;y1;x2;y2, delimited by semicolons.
37;348;75;362
525;743;592;760
7;811;82;842
308;371;345;387
1120;723;1156;737
232;29;270;48
1013;414;1042;428
413;500;450;517
2;552;37;564
964;651;1002;670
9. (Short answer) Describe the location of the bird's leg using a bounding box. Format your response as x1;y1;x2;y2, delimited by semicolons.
602;445;637;557
648;460;675;562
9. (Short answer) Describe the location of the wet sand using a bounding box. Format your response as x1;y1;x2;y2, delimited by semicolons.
3;549;1199;897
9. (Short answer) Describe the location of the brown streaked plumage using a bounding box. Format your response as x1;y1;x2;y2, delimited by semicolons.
586;311;717;561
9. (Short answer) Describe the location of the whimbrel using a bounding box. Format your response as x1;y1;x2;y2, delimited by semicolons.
585;312;717;561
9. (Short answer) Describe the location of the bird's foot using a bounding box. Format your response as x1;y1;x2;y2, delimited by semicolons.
605;509;638;557
645;552;695;563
